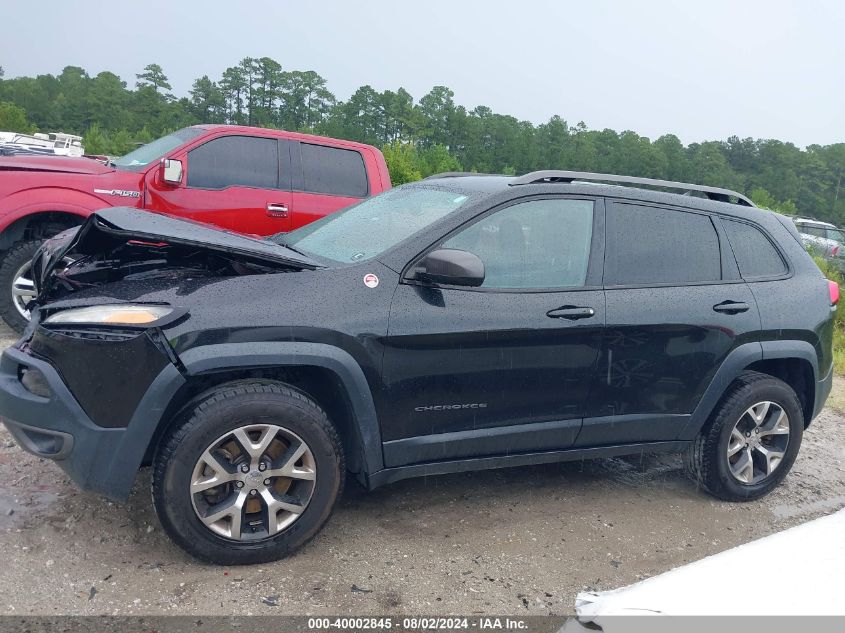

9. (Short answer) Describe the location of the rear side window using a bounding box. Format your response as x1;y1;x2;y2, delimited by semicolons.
606;203;721;285
723;218;787;278
300;143;368;197
188;136;279;190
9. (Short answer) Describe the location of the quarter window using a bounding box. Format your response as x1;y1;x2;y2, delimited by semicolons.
300;143;368;197
441;198;594;289
723;219;787;278
606;204;721;285
187;136;279;190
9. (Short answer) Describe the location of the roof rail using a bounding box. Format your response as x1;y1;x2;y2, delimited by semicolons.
423;172;507;180
509;170;755;207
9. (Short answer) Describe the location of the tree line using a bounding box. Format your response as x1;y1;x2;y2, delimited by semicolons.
0;60;842;221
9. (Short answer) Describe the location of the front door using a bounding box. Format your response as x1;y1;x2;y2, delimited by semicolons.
382;196;605;466
146;135;293;236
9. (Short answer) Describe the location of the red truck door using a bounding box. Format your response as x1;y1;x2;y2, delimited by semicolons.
146;135;293;236
289;141;370;230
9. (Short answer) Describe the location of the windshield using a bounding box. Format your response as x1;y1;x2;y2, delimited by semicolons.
280;187;470;263
113;127;205;170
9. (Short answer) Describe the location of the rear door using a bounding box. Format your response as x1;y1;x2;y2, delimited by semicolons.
578;201;760;446
149;134;294;236
290;142;369;230
382;196;605;466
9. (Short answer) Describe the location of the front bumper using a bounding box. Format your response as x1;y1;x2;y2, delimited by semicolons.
0;342;185;500
0;346;128;495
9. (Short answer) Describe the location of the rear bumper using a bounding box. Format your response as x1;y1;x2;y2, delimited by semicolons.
813;362;834;422
0;346;130;497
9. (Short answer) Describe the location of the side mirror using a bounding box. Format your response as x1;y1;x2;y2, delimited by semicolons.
416;248;485;287
161;158;183;185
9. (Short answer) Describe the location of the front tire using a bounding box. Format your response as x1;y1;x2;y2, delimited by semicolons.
0;239;42;333
686;371;803;501
152;381;344;564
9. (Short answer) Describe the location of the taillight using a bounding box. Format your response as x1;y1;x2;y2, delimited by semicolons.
833;245;841;257
828;279;839;306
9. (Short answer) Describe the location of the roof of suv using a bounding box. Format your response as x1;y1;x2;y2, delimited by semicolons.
420;170;773;223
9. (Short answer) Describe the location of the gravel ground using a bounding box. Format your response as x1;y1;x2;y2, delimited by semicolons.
0;320;843;616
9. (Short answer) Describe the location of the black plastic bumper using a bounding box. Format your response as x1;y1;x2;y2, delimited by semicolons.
813;362;834;422
0;344;186;501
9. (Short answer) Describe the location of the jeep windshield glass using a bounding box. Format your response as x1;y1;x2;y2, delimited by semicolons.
279;187;469;263
112;127;204;171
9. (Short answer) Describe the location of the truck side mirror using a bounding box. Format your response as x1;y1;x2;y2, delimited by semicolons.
161;158;183;185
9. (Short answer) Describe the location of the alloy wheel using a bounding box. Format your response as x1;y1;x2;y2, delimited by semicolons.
11;255;74;321
726;401;790;485
190;424;317;541
11;261;37;320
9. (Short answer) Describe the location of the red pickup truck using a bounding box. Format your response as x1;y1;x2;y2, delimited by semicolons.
0;125;391;330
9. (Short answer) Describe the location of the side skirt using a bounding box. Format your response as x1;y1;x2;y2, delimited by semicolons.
366;440;690;490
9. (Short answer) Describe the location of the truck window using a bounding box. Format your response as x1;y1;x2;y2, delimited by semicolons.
300;143;368;198
188;136;279;190
114;127;204;170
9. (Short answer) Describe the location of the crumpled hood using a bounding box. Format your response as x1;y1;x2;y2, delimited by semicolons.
0;155;115;175
33;206;321;299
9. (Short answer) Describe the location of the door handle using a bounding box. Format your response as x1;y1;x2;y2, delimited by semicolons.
546;305;595;320
266;203;289;218
713;300;750;314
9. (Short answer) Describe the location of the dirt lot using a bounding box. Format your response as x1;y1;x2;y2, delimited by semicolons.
0;321;843;616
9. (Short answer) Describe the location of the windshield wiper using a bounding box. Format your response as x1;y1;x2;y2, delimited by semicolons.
270;234;307;256
280;241;308;256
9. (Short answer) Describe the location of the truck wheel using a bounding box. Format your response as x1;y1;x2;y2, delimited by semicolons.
152;381;345;564
685;371;803;501
0;239;43;333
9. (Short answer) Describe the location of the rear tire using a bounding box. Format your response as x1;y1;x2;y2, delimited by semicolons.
152;381;344;564
685;371;803;501
0;239;42;333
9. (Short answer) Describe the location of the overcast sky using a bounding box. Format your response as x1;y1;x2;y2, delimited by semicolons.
1;0;842;147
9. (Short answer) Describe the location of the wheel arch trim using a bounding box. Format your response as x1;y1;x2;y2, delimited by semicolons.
679;340;819;440
0;193;97;234
176;342;384;476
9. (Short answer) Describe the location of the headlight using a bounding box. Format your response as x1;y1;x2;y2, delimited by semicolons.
43;304;173;326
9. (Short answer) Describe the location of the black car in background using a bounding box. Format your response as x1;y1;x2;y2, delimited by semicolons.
0;170;835;564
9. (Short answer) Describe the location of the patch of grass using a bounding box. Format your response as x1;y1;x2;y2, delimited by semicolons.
834;332;845;376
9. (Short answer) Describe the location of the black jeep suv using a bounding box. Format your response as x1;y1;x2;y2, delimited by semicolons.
0;170;835;564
